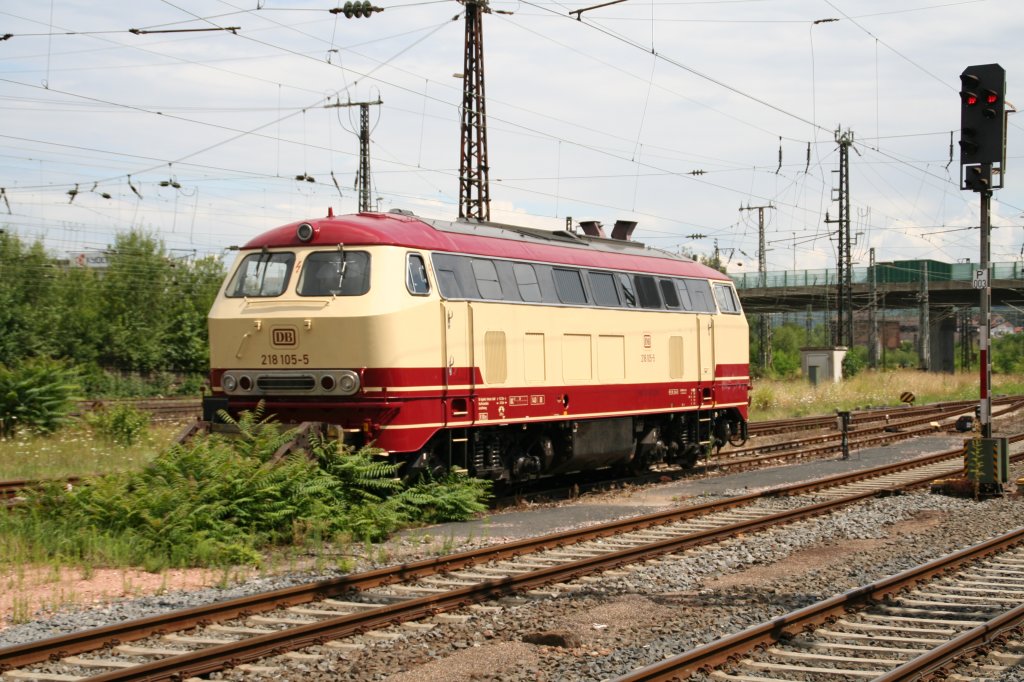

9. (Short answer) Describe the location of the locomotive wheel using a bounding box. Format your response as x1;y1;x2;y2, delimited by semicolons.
617;454;650;478
678;443;702;469
403;445;448;483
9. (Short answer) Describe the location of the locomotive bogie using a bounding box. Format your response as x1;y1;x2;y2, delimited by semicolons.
205;211;751;481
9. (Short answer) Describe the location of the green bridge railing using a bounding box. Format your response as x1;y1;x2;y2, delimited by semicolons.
730;260;1024;290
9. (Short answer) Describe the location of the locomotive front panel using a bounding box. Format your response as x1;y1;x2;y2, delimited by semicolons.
206;244;446;452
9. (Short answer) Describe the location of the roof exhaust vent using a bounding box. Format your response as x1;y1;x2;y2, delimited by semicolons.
611;220;637;241
579;220;606;238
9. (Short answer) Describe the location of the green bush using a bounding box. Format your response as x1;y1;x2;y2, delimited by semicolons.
3;409;492;568
86;404;151;446
750;385;776;412
842;346;867;378
0;359;79;438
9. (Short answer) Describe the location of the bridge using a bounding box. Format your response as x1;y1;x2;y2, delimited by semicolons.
731;260;1024;372
732;260;1024;312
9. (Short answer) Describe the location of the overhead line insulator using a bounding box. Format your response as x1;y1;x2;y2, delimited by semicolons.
331;1;383;18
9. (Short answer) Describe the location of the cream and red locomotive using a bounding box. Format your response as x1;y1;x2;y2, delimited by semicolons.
204;209;750;480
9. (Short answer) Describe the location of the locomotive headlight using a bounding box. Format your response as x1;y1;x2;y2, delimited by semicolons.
222;374;237;392
337;370;360;395
296;222;315;242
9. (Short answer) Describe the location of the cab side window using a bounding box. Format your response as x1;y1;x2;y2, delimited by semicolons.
407;253;430;295
683;278;716;312
713;282;741;313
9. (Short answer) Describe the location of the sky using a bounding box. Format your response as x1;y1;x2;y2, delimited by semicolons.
1;0;1022;274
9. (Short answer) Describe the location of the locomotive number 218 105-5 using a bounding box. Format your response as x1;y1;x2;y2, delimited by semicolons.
260;353;310;366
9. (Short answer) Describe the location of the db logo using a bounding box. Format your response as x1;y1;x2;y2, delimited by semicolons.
643;333;652;349
271;327;297;347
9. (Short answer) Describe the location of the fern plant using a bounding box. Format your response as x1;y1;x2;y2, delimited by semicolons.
7;409;493;568
392;473;491;524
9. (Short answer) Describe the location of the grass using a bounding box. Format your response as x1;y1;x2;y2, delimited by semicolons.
750;369;1024;421
0;420;181;480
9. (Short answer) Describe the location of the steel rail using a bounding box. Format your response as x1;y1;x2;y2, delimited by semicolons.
611;526;1024;682
873;601;1024;682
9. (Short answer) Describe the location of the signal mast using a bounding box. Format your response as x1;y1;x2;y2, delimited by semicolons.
959;63;1009;494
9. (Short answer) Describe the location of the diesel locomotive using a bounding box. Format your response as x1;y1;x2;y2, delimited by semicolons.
203;209;750;481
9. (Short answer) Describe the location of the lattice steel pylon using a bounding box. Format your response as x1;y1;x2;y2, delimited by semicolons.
826;128;854;347
837;128;853;348
325;97;382;213
459;0;491;221
357;103;373;212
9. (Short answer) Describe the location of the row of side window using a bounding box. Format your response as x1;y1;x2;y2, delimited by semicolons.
429;252;742;314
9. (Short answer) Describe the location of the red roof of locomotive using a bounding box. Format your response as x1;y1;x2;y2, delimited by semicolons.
242;210;729;281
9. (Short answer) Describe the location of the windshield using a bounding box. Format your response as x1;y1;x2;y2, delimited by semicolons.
297;251;371;296
226;252;294;298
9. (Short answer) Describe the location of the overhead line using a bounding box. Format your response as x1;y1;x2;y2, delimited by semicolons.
520;0;831;134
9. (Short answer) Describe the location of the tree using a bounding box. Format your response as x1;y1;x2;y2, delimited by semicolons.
0;228;225;395
0;233;57;365
99;231;174;372
49;266;104;365
163;257;225;373
992;333;1024;374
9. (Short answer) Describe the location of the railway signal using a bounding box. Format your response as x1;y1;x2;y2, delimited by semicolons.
959;63;1008;494
959;63;1006;175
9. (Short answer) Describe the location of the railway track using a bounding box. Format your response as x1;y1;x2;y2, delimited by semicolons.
0;478;79;504
613;525;1024;682
711;398;1024;471
746;397;1018;438
71;398;201;423
2;434;1020;681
